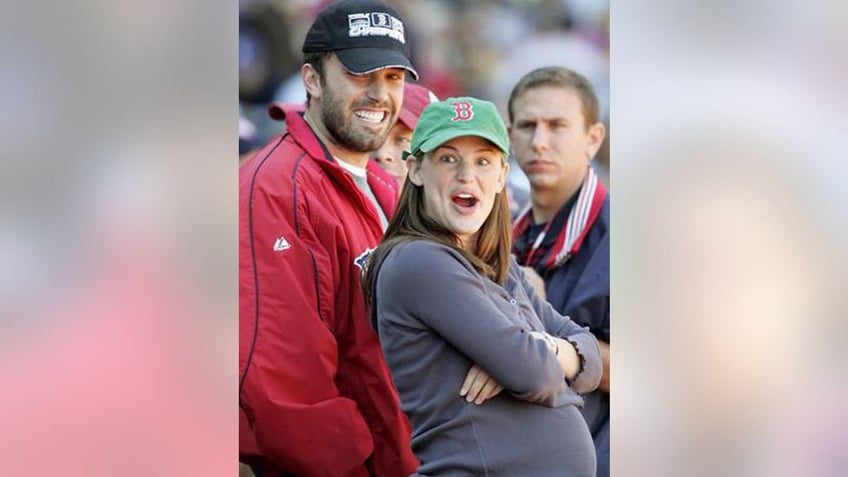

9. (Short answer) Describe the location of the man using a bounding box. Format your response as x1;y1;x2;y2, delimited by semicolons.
371;82;437;189
507;66;610;477
238;1;419;476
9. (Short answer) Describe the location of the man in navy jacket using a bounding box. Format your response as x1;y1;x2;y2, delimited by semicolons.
508;66;610;477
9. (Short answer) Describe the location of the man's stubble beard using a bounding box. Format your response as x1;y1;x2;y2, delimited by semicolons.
320;87;394;153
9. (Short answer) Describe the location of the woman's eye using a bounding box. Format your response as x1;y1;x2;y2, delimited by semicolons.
439;155;456;163
478;158;491;166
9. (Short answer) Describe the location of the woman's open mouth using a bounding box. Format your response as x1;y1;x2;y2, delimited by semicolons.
452;192;479;211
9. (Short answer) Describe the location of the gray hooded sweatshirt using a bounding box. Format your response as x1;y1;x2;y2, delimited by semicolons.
374;240;602;476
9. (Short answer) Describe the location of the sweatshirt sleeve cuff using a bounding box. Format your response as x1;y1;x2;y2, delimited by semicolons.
563;333;601;394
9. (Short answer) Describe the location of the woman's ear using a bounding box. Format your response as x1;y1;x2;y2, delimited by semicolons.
497;156;510;193
407;157;424;186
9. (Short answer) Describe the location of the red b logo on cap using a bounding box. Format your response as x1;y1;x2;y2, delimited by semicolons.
451;101;474;121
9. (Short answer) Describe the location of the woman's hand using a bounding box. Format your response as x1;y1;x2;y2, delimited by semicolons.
460;364;504;404
530;331;581;379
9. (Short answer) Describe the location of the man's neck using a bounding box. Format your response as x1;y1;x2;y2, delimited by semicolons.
530;190;566;224
304;108;371;169
530;175;585;224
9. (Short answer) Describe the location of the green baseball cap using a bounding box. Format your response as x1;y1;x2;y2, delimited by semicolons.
403;97;509;161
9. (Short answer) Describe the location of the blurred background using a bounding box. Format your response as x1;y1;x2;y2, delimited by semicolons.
612;1;848;475
238;0;611;213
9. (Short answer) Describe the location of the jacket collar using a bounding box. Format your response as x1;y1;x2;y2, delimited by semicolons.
270;102;400;218
269;103;334;163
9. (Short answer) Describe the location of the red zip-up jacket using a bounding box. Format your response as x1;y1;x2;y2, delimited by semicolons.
239;104;417;477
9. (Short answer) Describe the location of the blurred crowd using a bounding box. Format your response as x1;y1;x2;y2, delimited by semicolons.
239;0;610;194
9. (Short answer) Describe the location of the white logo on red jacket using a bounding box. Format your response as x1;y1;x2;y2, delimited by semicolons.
273;236;291;252
354;248;375;271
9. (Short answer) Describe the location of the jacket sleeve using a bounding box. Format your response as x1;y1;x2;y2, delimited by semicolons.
239;168;372;477
378;242;567;406
515;260;602;394
567;233;611;343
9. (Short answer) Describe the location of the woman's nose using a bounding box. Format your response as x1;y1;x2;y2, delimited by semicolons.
455;161;474;182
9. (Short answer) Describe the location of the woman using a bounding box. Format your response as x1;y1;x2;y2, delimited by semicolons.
362;97;602;476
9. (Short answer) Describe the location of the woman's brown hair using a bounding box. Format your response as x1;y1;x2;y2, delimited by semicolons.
361;151;512;308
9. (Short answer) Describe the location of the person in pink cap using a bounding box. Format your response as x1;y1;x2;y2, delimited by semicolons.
372;82;437;188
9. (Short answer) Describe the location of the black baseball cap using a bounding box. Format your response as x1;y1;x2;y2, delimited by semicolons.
302;0;418;80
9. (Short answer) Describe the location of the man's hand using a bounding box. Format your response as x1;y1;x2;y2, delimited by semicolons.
460;365;504;405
